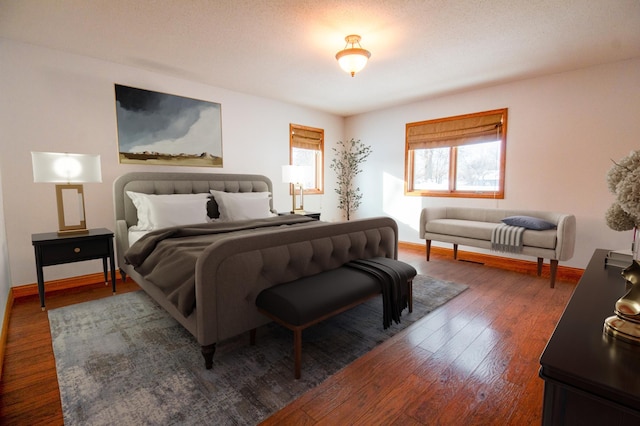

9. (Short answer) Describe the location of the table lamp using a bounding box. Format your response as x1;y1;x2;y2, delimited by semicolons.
31;152;102;235
282;165;305;214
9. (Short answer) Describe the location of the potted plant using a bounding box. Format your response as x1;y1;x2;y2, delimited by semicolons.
330;138;372;220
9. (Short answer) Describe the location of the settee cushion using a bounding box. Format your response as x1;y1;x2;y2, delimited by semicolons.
502;215;556;230
426;219;496;241
425;219;557;250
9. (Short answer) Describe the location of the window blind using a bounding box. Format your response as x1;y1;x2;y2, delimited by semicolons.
291;127;323;150
407;111;504;150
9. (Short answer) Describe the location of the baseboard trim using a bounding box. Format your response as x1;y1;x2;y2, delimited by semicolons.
11;272;116;300
399;241;584;284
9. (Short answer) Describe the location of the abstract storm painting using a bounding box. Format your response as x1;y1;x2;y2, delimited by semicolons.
115;84;223;167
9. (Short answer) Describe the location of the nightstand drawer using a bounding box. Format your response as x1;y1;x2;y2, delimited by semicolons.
39;239;110;265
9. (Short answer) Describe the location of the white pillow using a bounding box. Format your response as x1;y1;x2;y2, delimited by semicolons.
126;192;210;230
209;190;273;221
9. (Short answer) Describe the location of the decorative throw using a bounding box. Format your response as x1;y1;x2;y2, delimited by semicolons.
124;215;317;316
491;223;525;253
345;257;417;329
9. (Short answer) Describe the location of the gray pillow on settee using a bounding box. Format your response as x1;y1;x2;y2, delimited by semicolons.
502;215;556;230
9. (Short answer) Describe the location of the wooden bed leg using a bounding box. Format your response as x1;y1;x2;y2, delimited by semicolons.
201;343;216;369
537;258;543;276
550;260;558;289
426;240;431;261
294;329;302;379
250;328;256;345
453;244;458;260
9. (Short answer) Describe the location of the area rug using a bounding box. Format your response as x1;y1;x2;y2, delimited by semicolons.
49;275;467;425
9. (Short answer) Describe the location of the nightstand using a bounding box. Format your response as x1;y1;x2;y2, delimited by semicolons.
31;228;116;310
278;211;321;220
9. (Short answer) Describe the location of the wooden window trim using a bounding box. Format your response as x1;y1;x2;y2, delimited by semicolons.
289;123;324;195
405;108;507;198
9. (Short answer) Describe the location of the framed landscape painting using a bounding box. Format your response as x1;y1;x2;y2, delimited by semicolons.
115;84;223;167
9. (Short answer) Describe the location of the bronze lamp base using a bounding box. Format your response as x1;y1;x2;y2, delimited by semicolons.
603;260;640;345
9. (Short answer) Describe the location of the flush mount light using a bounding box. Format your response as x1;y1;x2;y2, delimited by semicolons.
335;34;371;77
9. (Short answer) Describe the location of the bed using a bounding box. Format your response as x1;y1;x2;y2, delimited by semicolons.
113;172;400;368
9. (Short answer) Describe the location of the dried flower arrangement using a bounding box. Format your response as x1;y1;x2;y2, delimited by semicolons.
605;150;640;232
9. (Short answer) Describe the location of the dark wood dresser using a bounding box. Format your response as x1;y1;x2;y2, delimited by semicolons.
539;249;640;424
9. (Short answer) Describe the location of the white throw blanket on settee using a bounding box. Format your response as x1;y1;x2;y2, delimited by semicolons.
491;224;525;253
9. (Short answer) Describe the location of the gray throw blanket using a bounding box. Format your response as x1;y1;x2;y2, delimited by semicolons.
491;223;525;253
345;257;416;329
125;215;316;316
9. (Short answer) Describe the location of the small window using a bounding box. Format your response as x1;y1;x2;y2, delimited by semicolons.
405;108;507;198
290;123;324;194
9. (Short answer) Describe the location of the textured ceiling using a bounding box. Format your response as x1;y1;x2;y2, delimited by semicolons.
1;0;639;116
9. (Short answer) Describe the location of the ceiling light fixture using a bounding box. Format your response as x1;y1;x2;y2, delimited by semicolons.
335;34;371;77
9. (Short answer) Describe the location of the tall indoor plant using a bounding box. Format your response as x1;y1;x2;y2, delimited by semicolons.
330;138;372;221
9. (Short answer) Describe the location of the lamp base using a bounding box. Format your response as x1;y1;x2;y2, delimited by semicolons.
604;315;640;345
57;228;89;236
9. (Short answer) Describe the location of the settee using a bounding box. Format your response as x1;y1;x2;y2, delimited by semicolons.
419;207;576;287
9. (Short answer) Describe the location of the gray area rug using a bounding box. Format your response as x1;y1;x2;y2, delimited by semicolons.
49;275;467;425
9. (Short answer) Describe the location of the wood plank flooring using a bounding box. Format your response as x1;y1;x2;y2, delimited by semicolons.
0;247;578;425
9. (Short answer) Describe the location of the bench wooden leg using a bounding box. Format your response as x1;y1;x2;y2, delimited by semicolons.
426;240;431;261
408;280;413;313
550;259;558;289
293;329;302;379
453;244;458;260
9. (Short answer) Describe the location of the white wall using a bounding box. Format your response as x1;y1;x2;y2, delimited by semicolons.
0;39;343;287
345;58;640;268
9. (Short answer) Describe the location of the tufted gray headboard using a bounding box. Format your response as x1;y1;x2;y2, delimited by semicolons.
113;172;274;228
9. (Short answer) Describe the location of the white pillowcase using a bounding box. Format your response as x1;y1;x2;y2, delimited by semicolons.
209;190;274;221
126;191;210;230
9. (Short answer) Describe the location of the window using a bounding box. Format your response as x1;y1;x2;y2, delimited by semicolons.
405;108;507;198
289;123;324;194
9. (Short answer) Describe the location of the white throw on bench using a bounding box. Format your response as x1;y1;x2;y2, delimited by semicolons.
419;207;576;288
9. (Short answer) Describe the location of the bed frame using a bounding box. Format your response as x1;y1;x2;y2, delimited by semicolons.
113;172;399;368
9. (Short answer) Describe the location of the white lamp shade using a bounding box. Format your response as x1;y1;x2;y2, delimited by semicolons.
32;152;102;183
282;165;305;184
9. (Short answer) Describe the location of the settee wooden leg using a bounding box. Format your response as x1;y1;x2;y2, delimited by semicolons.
250;328;256;345
453;244;458;260
201;343;216;369
293;329;302;379
549;260;558;289
426;240;431;261
537;258;543;276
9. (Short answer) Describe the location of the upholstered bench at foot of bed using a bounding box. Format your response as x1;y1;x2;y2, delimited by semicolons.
255;258;416;379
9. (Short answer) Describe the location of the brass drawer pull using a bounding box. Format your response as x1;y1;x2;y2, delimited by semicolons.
74;247;81;253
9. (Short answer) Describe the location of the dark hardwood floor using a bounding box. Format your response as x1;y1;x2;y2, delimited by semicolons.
0;247;578;425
